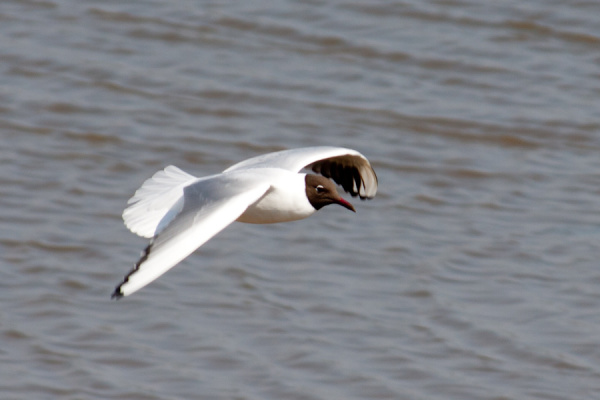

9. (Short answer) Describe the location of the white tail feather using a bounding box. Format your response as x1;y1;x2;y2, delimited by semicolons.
122;166;197;238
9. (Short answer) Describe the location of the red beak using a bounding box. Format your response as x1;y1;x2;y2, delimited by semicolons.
336;197;356;212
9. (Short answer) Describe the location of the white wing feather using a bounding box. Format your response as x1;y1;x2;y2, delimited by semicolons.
122;166;198;238
223;146;360;173
115;179;270;297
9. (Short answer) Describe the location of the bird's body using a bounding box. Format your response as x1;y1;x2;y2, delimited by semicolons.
113;146;377;298
234;168;314;224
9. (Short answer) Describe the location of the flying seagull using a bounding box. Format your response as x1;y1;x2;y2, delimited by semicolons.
112;146;378;298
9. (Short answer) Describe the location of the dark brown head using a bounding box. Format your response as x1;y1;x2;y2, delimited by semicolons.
305;174;355;212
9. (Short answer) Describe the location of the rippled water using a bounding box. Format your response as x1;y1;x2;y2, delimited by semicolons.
2;0;600;399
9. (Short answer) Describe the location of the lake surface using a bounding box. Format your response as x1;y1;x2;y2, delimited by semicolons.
2;1;600;399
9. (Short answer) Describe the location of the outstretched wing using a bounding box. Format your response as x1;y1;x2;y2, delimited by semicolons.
224;146;377;199
114;177;270;298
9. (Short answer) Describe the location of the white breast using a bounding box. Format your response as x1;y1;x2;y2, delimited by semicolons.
236;170;315;224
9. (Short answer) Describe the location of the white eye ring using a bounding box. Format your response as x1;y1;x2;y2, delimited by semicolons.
316;185;325;193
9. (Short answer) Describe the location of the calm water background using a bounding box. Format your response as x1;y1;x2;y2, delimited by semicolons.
2;1;600;399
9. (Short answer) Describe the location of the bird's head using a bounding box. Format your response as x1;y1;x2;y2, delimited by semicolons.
305;174;355;212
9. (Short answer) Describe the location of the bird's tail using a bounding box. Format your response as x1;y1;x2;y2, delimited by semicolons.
122;166;197;238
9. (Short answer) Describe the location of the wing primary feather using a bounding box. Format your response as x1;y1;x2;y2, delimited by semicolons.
112;242;152;299
310;155;377;199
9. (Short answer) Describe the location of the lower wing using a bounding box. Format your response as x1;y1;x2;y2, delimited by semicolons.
113;181;270;298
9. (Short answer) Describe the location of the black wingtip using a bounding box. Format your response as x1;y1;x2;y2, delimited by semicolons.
111;286;124;300
111;242;153;300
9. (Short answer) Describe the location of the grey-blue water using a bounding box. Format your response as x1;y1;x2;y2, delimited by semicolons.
2;1;600;399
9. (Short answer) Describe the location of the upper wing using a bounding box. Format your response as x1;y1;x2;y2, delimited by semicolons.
113;177;270;297
122;166;198;238
224;146;377;199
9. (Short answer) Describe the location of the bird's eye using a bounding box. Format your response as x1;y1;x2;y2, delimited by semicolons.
315;185;325;193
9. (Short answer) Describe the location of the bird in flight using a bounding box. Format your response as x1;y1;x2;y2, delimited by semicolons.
112;146;378;298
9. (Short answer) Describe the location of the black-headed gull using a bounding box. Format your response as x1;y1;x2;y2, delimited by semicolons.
112;146;378;298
